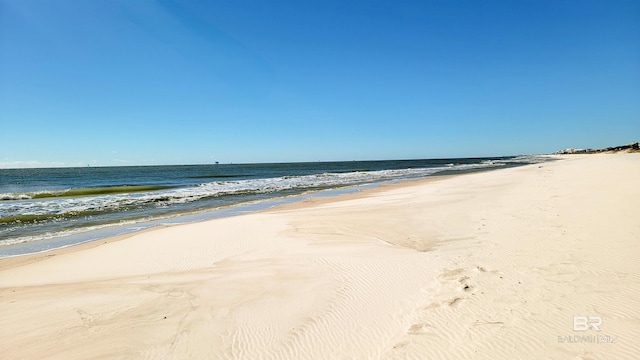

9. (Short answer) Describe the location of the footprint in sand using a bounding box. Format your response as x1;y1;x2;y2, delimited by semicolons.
408;323;433;335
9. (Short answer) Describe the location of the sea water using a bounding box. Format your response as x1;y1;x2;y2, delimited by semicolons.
0;156;548;256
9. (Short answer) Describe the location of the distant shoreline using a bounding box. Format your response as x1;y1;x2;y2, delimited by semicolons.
555;141;639;154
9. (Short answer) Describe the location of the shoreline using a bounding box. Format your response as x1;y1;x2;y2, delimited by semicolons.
0;156;546;254
1;153;637;359
0;174;454;271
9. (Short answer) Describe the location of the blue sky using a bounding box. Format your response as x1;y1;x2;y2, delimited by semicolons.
1;0;638;167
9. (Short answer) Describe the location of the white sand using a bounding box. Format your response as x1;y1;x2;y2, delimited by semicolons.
1;154;638;359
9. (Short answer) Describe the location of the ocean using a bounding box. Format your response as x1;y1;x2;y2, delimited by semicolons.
0;156;547;256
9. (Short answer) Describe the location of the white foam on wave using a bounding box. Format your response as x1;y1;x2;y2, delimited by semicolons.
0;193;32;201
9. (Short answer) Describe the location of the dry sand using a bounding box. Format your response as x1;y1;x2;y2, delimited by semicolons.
0;154;638;359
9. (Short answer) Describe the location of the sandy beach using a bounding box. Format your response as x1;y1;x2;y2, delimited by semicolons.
1;154;638;359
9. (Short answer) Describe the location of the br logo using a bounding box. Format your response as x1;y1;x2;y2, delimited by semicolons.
573;316;602;331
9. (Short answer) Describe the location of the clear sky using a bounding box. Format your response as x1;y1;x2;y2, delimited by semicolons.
1;0;638;167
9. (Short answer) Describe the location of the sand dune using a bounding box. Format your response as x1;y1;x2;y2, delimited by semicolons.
1;154;639;359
